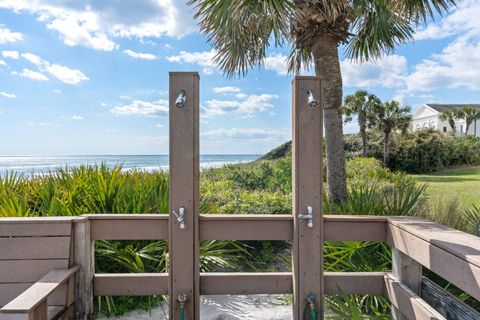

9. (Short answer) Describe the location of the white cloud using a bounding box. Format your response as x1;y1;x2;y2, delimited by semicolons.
111;99;169;117
46;64;89;84
18;52;89;84
264;53;288;75
0;91;16;98
415;0;480;41
72;115;84;120
2;50;19;59
204;128;288;140
407;38;480;91
202;93;277;118
0;60;6;66
213;86;241;94
123;49;156;60
0;27;23;44
21;53;45;66
167;49;217;74
53;89;62;94
12;69;49;81
155;124;163;128
0;1;196;51
341;55;408;88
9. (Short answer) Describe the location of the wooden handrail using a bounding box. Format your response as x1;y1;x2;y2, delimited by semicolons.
0;266;79;314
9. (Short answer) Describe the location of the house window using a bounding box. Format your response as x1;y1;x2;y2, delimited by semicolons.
416;123;420;131
460;125;464;133
443;127;447;132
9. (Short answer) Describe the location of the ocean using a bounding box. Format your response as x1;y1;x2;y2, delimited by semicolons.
0;155;260;176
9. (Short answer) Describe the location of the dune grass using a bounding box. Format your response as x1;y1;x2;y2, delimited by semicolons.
412;166;480;209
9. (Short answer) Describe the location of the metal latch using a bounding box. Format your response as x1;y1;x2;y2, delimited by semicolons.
298;206;313;228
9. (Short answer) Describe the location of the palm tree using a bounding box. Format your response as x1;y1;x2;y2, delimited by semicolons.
371;100;411;167
188;0;455;203
460;106;480;135
343;91;381;157
440;109;460;133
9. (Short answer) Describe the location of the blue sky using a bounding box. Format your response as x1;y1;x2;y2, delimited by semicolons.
0;0;479;155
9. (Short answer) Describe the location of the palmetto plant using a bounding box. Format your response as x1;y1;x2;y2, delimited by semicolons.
370;100;411;167
188;0;455;204
344;90;382;157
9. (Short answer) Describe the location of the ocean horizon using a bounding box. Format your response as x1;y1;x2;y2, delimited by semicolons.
0;154;260;176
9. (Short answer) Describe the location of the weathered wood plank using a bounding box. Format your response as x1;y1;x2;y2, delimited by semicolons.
94;274;168;296
199;215;292;240
0;219;72;237
0;260;69;283
324;272;385;296
169;72;200;320
91;272;386;297
0;284;67;307
421;277;480;320
324;219;386;242
292;76;324;320
0;238;70;260
90;218;168;240
73;218;93;320
387;223;480;301
1;267;79;313
384;273;446;320
388;217;480;268
200;273;292;295
391;248;423;320
86;214;387;242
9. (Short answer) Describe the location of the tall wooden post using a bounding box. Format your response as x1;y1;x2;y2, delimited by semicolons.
292;76;324;319
73;217;94;320
169;72;200;320
391;248;423;320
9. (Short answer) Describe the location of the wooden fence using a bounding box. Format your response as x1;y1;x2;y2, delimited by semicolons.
0;73;479;320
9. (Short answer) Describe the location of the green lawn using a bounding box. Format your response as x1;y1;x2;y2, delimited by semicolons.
413;166;480;209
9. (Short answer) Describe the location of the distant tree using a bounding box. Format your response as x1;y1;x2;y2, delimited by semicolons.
343;91;382;157
440;109;461;133
459;106;480;135
371;101;411;167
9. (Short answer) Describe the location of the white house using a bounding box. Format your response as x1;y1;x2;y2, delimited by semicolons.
412;104;480;137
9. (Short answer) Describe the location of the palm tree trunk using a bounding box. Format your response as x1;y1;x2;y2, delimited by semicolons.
383;130;391;167
312;34;347;204
359;113;368;157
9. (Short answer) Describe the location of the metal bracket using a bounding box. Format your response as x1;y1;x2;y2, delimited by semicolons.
298;206;313;228
172;206;186;229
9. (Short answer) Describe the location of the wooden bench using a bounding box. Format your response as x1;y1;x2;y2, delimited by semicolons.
0;218;78;320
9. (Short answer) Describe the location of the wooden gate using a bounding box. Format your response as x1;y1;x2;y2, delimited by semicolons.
167;72;324;319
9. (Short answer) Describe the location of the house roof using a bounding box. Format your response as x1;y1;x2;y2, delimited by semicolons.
426;104;480;112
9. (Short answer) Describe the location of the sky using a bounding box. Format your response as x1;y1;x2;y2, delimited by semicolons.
0;0;479;156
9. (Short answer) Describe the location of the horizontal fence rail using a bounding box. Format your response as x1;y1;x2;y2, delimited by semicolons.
86;214;387;241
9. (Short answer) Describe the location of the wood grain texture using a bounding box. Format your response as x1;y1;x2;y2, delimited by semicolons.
0;238;70;260
384;273;446;320
292;77;324;319
73;219;93;320
169;72;200;320
0;219;72;237
0;260;69;283
90;218;168;240
421;277;480;320
94;274;168;296
1;266;78;313
387;222;480;301
391;248;423;320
